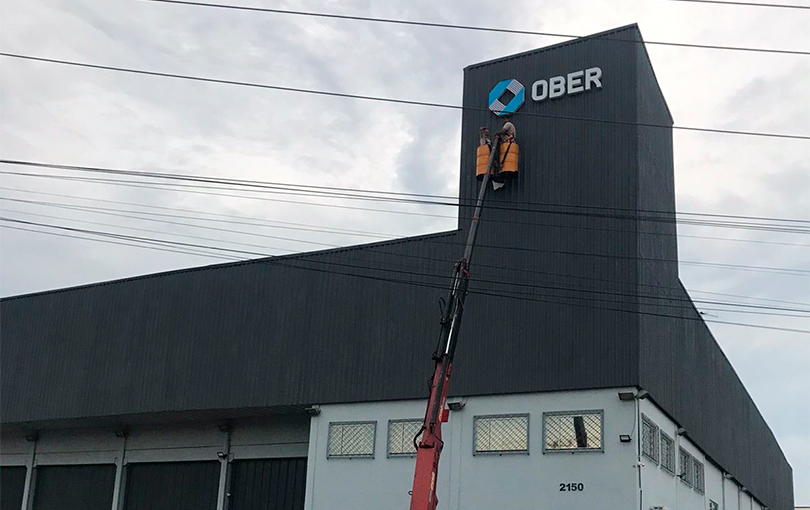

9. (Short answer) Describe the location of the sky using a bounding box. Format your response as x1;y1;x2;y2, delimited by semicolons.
1;0;808;501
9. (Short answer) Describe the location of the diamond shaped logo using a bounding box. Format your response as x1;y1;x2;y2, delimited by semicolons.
488;79;525;116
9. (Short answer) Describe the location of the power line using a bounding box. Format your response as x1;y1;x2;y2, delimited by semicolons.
10;207;805;316
5;184;807;248
2;162;809;235
3;217;806;333
3;159;808;226
4;185;809;307
2;53;808;141
5;196;807;276
662;0;810;9
3;205;808;314
138;0;810;56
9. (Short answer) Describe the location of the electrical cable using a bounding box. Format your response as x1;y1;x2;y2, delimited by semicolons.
2;162;809;234
2;53;809;140
5;196;807;276
3;213;808;315
661;0;810;9
6;217;806;333
4;185;808;307
5;184;807;248
3;159;810;225
138;0;810;55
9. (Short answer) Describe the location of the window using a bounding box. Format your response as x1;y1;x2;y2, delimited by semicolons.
473;414;529;454
543;410;603;452
679;447;694;486
709;500;719;510
660;432;675;474
327;421;376;458
693;458;705;493
388;419;422;457
641;414;659;463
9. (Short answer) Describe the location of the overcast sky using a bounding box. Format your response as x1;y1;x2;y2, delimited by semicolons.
1;0;808;501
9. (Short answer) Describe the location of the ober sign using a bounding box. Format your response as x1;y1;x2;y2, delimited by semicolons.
531;67;602;102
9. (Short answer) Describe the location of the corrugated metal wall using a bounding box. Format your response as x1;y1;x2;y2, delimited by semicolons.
32;464;115;510
1;466;26;510
123;461;219;510
228;458;307;510
0;24;792;510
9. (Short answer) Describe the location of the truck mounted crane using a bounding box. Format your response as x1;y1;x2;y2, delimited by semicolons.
408;129;517;510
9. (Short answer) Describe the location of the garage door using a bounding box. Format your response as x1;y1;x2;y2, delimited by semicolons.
228;458;307;510
1;466;27;510
32;464;116;510
124;461;219;510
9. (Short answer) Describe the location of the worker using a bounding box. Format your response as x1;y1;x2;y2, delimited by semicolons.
496;117;516;143
479;126;491;148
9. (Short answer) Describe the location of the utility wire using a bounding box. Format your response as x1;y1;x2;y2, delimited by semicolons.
2;162;809;236
138;0;810;55
4;217;807;333
5;185;807;248
3;159;808;226
4;185;809;307
662;0;810;9
5;196;807;276
3;208;808;314
2;53;808;140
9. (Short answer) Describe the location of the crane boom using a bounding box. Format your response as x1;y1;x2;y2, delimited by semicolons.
408;136;505;510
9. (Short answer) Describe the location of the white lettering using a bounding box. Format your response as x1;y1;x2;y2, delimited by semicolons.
549;76;566;99
532;80;548;102
585;67;602;91
567;70;584;95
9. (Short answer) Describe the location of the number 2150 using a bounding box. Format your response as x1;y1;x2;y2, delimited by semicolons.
559;482;584;491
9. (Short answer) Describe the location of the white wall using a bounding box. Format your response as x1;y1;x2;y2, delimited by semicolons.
640;398;765;510
305;388;639;510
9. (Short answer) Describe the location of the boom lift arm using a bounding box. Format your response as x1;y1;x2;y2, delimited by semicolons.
408;136;506;510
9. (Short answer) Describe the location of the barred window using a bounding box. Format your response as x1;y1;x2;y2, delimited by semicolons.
543;410;603;452
473;414;529;454
388;419;422;457
327;421;376;458
641;415;659;463
709;500;719;510
660;432;675;474
693;458;705;493
679;447;694;486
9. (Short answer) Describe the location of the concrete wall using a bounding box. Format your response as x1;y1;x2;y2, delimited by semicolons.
640;398;767;510
305;388;639;510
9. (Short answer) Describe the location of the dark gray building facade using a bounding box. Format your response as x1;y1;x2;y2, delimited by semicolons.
0;25;792;509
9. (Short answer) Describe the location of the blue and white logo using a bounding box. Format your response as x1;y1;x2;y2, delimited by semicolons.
488;78;525;116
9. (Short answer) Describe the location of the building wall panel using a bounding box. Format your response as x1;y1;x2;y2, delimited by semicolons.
1;466;26;510
123;461;219;510
32;464;115;510
229;458;307;510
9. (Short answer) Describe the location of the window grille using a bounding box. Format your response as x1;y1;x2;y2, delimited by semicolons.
641;414;659;463
693;458;705;493
660;432;675;474
679;447;694;486
709;500;719;510
327;421;376;458
388;419;422;457
543;410;603;452
473;414;529;454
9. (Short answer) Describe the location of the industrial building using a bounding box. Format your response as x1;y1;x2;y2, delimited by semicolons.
0;24;793;510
